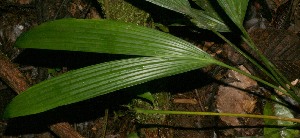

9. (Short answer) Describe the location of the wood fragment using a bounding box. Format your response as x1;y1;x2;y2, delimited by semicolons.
173;98;198;105
0;51;30;94
0;50;83;138
50;122;84;138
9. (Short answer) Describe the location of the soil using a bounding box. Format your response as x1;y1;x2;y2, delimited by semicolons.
0;0;299;138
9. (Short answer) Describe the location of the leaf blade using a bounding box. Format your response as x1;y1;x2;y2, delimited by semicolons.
264;96;299;137
190;9;230;32
4;57;216;118
5;18;219;118
216;0;249;28
15;19;208;59
145;0;231;32
144;0;192;15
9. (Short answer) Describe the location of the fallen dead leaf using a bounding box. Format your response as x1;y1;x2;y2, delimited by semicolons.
216;65;259;135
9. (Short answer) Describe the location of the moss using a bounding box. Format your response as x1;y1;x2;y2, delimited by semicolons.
133;92;170;124
99;0;154;27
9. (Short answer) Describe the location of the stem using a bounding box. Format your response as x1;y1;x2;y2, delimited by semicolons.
212;29;300;103
101;109;109;138
241;29;300;102
211;30;277;83
135;108;300;124
215;61;300;103
241;33;286;85
214;61;285;94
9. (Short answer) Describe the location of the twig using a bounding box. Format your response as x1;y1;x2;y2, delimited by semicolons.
50;122;84;138
101;109;109;138
0;51;30;94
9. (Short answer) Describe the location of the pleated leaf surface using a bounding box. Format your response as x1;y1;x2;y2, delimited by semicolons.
216;0;249;28
15;19;206;58
145;0;230;32
4;19;217;118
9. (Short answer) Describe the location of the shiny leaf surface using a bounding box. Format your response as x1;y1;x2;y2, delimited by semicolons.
264;96;299;138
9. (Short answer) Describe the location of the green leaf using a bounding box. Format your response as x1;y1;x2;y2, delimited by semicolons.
264;95;299;138
4;19;218;118
192;0;218;17
15;19;207;58
190;9;230;32
4;57;215;118
145;0;230;32
127;132;139;138
144;0;192;15
137;92;155;104
216;0;249;28
190;0;231;32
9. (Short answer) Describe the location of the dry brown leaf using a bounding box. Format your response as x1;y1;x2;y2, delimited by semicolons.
216;65;258;129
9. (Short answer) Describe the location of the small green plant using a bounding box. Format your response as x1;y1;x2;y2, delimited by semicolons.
3;0;300;137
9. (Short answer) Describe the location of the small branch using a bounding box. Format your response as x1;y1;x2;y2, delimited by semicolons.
50;122;84;138
0;51;83;138
0;51;30;94
101;109;109;138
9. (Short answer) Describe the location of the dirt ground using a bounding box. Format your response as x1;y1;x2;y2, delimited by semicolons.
0;0;300;137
